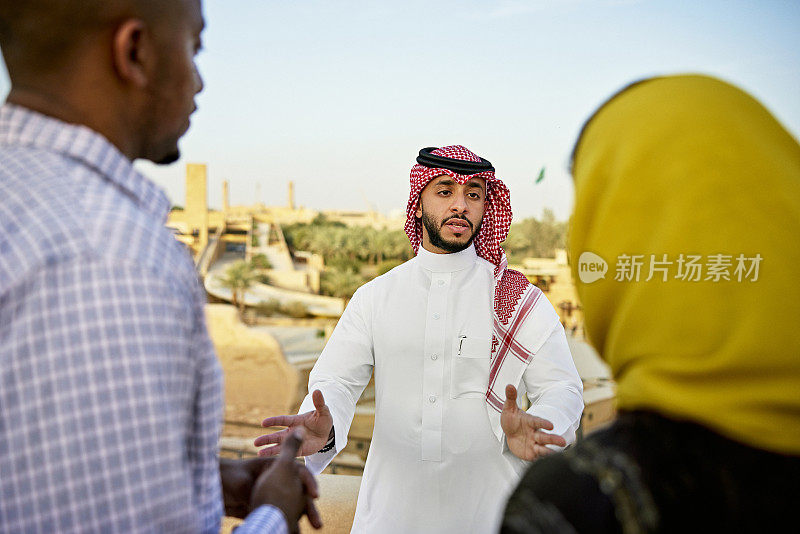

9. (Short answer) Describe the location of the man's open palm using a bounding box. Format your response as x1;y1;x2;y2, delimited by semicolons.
500;384;567;461
255;390;333;457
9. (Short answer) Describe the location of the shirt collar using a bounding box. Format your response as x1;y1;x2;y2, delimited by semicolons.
416;243;478;273
0;103;171;222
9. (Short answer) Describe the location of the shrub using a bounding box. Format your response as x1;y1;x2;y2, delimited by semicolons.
250;253;271;270
282;301;309;318
256;299;281;317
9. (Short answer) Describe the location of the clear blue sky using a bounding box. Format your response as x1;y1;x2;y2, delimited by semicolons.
1;0;798;220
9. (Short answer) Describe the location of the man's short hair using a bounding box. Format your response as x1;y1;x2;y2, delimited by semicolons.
0;0;168;80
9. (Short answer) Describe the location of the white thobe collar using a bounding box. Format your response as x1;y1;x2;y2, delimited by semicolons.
416;244;478;273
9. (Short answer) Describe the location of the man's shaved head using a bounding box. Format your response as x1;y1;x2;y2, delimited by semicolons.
0;0;176;81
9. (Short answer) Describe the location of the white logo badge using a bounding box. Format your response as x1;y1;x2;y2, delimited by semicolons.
578;252;608;284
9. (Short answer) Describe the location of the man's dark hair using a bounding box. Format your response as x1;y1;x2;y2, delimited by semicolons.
0;0;167;81
0;1;111;78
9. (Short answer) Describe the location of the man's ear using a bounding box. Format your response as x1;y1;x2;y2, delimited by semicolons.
415;199;422;219
112;19;150;88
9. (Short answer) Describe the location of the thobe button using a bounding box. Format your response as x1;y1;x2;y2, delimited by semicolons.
429;395;437;403
437;279;445;286
433;313;440;320
431;354;438;361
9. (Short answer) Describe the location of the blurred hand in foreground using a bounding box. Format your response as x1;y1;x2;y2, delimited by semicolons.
221;456;276;519
250;428;322;532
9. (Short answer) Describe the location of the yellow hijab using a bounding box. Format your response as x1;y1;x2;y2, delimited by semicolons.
570;74;800;455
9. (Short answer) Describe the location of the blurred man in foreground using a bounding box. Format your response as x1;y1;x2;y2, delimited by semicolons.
0;1;319;532
502;74;800;533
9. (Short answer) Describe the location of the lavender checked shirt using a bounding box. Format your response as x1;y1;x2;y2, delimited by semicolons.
0;104;285;533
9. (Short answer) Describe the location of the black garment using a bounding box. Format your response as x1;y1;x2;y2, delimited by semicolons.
501;411;800;534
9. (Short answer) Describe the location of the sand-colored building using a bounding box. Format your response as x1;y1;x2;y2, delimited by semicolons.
167;165;405;260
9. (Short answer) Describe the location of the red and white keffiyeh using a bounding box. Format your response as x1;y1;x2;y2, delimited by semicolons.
404;145;558;441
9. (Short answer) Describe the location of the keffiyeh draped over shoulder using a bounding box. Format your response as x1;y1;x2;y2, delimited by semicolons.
405;145;560;441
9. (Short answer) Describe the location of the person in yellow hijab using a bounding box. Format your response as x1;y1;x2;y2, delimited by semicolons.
501;74;800;533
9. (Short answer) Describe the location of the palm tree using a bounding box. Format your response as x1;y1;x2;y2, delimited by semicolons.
218;260;257;314
320;268;365;303
371;229;397;264
389;230;413;260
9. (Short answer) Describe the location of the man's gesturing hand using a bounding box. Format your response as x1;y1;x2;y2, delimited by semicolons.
255;389;333;457
500;384;567;461
251;428;323;532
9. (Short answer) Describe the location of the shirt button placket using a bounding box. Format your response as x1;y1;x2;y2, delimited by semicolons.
421;272;450;462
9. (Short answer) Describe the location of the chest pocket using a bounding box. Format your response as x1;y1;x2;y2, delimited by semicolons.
450;336;491;399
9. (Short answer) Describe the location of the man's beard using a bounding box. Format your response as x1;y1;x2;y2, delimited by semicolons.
422;210;481;253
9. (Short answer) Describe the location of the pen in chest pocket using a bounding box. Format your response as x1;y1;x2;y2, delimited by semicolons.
458;335;467;356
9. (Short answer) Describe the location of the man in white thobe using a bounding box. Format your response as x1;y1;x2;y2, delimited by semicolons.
256;145;584;533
